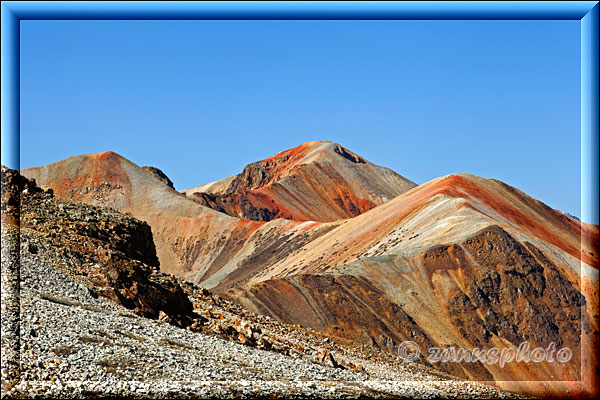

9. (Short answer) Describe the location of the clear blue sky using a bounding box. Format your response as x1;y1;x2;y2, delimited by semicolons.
18;20;583;219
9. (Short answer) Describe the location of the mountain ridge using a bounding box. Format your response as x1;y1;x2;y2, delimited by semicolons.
20;143;599;396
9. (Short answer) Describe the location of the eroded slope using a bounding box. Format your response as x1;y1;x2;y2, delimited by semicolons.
182;141;416;222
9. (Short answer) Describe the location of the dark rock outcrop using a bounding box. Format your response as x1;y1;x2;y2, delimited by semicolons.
333;144;365;164
142;166;174;189
226;157;285;194
442;226;583;379
2;165;46;221
2;165;201;328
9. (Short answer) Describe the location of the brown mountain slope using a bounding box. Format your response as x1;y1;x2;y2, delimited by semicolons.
21;149;599;397
181;141;416;222
223;173;598;395
20;151;337;285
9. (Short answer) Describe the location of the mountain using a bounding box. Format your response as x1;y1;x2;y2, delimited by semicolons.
1;165;199;327
181;141;416;222
3;165;520;399
225;173;599;389
20;150;340;285
21;145;599;396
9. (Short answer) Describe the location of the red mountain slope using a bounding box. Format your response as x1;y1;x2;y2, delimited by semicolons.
21;148;598;397
181;141;416;222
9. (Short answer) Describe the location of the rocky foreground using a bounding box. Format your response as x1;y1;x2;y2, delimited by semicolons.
0;167;523;398
19;148;597;388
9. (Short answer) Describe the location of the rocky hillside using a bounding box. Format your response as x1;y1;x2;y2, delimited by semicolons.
223;173;598;391
1;165;199;327
1;166;522;399
20;147;599;397
181;141;416;222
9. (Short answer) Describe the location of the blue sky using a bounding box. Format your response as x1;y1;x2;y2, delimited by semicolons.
18;20;582;219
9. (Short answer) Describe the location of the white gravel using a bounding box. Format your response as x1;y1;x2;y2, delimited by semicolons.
2;224;525;399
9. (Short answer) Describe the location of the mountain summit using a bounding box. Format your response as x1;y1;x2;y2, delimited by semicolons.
181;141;416;222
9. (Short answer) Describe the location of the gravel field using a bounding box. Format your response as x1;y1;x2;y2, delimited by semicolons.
1;166;526;399
1;225;525;399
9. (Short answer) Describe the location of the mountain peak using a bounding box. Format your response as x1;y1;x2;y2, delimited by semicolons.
261;141;364;165
183;141;416;222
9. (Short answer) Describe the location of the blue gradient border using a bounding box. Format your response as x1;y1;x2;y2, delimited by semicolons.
1;0;599;393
